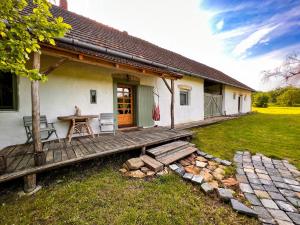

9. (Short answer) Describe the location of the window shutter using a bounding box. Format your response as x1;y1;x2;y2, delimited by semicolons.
137;85;154;127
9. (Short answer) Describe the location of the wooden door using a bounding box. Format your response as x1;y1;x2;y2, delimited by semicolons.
117;84;134;127
204;93;223;118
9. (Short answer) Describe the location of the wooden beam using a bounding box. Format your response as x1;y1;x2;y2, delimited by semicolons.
162;77;172;93
32;52;45;167
42;58;67;76
40;44;182;79
170;79;175;129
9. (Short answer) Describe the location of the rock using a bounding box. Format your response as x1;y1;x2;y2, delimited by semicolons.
260;199;279;209
208;161;218;166
169;164;179;171
283;178;299;186
126;170;146;178
208;180;219;189
268;209;292;223
230;199;258;217
207;165;217;171
221;160;232;166
212;171;224;181
140;166;150;173
217;188;233;201
183;173;193;180
239;183;254;194
196;150;207;157
201;182;214;193
196;161;207;168
286;197;300;207
245;193;262;206
191;175;204;184
200;170;213;182
179;159;191;167
205;154;213;160
214;168;225;175
156;169;168;176
222;178;239;187
184;165;200;175
213;157;222;163
290;185;300;192
125;158;144;170
122;163;129;171
268;191;286;201
252;206;276;224
175;167;185;176
146;171;156;176
119;168;127;173
275;200;297;212
196;156;208;162
286;212;300;225
254;190;271;199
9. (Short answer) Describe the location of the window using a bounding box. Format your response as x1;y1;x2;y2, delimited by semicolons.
233;92;236;100
180;90;189;106
0;72;18;110
90;90;97;104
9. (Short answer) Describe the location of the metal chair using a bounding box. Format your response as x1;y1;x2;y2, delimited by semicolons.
23;115;59;143
99;113;115;135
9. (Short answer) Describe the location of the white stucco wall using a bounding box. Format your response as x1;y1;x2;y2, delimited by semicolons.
223;85;252;115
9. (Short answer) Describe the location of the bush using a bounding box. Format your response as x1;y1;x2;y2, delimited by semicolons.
253;93;269;108
277;89;300;106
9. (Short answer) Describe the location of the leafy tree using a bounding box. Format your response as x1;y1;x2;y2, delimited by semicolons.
0;0;71;165
277;89;300;106
0;0;71;81
253;92;269;108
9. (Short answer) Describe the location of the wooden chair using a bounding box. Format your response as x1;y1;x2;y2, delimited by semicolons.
23;115;59;143
99;113;115;135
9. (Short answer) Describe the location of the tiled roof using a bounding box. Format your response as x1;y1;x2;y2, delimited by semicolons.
25;3;254;91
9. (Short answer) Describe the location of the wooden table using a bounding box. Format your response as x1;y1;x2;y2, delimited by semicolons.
57;115;98;142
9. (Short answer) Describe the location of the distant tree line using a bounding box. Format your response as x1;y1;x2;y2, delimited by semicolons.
252;86;300;108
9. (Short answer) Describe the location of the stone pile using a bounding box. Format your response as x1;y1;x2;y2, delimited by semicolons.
234;151;300;225
119;157;168;178
169;150;258;218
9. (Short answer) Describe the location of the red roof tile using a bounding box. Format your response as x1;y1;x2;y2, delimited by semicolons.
24;3;254;91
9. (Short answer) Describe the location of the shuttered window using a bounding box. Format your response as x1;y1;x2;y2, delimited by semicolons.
0;72;18;110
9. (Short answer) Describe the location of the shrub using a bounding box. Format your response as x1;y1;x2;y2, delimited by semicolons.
253;93;269;108
277;89;300;106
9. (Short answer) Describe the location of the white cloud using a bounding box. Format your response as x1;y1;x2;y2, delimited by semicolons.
232;24;279;57
216;19;224;30
52;0;296;91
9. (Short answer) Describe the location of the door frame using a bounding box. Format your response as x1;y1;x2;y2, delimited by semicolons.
113;78;139;129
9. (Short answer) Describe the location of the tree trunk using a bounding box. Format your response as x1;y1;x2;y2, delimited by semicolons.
170;79;174;129
32;52;45;166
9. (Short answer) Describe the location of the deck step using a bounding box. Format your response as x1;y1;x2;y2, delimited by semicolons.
156;146;198;165
140;155;164;172
146;141;190;157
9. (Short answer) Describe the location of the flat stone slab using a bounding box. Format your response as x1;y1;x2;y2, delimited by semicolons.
221;160;232;166
239;183;254;193
286;212;300;225
183;173;193;180
195;161;207;168
261;199;279;209
267;209;292;223
175;167;185;176
201;182;214;193
230;199;258;217
217;188;233;201
169;164;179;171
275;200;297;212
196;150;207;156
244;193;262;206
191;175;204;184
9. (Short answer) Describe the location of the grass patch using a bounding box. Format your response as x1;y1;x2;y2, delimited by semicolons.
0;158;259;225
192;107;300;169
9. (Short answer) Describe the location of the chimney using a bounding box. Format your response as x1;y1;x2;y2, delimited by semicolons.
59;0;68;10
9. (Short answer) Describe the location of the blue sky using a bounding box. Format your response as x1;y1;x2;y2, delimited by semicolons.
58;0;300;90
202;0;300;59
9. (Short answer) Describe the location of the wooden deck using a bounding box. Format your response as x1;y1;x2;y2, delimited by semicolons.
0;127;192;183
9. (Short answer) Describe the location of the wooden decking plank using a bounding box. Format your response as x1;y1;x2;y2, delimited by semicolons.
65;147;76;159
61;148;68;161
46;149;54;164
157;146;197;165
15;154;32;171
72;145;84;157
147;141;190;157
6;155;24;172
53;149;62;163
78;144;91;155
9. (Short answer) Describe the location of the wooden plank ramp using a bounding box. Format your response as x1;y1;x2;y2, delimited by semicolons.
146;141;197;165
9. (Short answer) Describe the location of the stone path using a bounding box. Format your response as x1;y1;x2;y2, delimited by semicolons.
234;151;300;225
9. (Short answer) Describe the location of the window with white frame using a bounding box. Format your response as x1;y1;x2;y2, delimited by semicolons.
180;89;190;106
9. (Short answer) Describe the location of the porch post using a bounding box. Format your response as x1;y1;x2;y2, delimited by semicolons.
32;52;44;166
170;79;175;129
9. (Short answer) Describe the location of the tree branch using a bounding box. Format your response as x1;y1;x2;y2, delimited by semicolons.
42;57;67;75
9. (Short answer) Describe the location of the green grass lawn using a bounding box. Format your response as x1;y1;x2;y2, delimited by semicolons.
0;158;258;225
193;106;300;169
